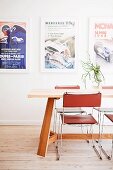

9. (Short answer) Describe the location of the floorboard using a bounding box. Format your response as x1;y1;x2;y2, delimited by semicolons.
0;126;113;170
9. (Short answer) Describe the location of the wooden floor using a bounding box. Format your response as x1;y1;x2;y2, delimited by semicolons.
0;126;113;170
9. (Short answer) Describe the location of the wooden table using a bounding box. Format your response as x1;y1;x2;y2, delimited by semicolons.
28;88;113;157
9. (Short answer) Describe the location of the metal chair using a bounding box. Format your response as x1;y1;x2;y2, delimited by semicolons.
93;86;113;126
57;92;102;160
93;86;113;159
54;85;84;132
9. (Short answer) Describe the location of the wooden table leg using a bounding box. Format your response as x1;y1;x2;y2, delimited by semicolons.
37;98;55;157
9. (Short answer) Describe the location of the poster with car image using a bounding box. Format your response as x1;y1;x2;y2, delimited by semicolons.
41;17;77;72
89;17;113;73
0;21;26;71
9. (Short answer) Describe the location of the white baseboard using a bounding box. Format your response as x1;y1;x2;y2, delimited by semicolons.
0;120;41;125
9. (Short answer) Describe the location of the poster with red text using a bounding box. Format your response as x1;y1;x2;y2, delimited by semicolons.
0;21;26;72
89;17;113;73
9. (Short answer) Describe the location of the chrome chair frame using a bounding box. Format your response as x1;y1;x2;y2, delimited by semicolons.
53;85;82;133
56;92;102;160
100;114;113;160
93;86;113;159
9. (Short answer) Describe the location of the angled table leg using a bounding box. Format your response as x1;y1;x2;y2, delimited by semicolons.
37;97;55;157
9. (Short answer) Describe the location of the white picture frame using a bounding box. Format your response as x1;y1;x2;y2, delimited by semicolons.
89;17;113;73
40;17;78;72
0;17;30;73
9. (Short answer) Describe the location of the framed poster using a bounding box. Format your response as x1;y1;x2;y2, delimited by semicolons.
40;17;78;72
0;18;29;73
89;17;113;73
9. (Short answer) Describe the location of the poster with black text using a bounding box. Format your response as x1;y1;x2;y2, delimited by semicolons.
41;17;78;72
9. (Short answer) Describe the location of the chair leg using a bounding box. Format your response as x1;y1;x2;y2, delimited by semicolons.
93;145;102;160
111;135;113;159
86;126;89;143
55;144;60;160
55;114;62;160
95;110;101;143
99;115;112;160
53;100;57;133
100;145;111;160
80;111;90;144
81;124;90;143
91;125;102;160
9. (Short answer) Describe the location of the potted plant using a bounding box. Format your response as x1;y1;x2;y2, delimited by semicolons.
81;59;105;89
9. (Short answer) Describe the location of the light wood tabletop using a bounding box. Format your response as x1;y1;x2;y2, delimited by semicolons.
28;88;109;98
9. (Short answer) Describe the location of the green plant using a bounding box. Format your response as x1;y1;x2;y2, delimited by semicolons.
81;59;105;88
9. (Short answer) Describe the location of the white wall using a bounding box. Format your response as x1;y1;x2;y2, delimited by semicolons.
0;0;113;125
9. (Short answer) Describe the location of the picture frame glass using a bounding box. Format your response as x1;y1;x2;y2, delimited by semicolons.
41;17;78;72
89;17;113;73
0;18;29;73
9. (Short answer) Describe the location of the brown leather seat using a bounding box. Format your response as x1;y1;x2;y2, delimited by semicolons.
105;114;113;122
60;114;97;124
